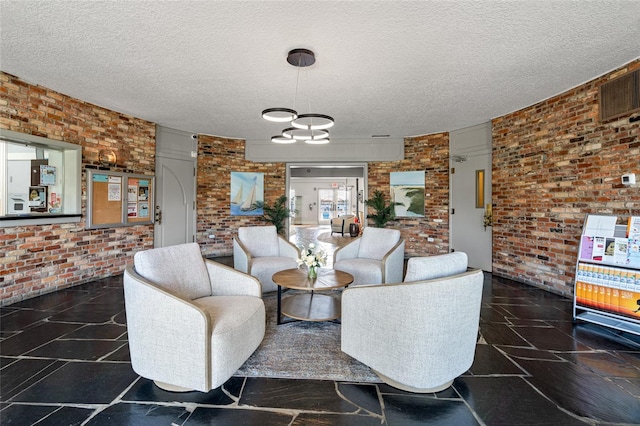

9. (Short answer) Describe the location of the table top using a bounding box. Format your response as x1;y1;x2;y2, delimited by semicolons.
272;268;353;291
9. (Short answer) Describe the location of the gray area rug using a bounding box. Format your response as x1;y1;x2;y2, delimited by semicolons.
234;292;380;383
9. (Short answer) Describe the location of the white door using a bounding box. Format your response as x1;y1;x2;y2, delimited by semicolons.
450;153;492;271
154;156;196;247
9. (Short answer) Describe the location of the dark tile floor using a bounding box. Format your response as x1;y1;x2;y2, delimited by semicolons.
1;227;640;425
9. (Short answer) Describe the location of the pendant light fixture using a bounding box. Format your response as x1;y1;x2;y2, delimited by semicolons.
262;108;297;123
281;127;329;141
262;48;334;143
270;135;297;144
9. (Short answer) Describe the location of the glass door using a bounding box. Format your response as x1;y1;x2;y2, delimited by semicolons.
318;188;334;225
317;186;353;225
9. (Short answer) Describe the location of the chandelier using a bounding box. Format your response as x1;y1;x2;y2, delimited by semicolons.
262;49;334;144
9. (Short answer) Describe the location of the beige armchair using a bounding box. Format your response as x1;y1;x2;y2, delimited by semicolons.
341;252;483;393
233;225;299;293
330;214;356;236
333;227;405;285
123;242;265;392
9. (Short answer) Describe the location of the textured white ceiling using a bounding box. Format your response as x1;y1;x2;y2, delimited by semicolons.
1;1;639;144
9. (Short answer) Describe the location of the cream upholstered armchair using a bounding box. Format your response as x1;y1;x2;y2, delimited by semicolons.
341;252;483;393
330;214;356;236
333;227;405;285
233;225;299;293
123;242;265;392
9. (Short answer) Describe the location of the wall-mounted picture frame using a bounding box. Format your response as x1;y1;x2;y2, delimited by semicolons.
390;171;425;217
231;172;264;216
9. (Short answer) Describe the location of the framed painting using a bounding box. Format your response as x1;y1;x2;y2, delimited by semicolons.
390;171;425;217
231;172;264;216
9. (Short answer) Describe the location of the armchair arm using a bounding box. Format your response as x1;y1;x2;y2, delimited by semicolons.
277;236;300;259
205;259;262;297
381;238;405;283
333;237;361;265
233;238;251;273
123;266;211;392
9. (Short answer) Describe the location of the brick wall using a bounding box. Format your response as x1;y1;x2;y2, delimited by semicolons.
492;60;640;296
0;72;155;305
196;133;450;259
195;134;286;256
368;133;450;257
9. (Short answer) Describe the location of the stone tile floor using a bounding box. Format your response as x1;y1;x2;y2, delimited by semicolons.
1;226;639;425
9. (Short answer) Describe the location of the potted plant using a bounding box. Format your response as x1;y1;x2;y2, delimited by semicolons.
364;190;402;228
262;195;293;235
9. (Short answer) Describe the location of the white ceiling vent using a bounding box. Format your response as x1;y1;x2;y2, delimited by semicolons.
599;69;640;122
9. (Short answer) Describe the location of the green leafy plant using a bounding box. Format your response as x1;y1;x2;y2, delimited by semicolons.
364;190;403;228
262;195;293;235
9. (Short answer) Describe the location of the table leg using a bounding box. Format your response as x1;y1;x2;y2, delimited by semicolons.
277;285;282;325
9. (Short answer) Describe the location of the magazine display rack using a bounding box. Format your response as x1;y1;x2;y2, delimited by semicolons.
573;214;640;335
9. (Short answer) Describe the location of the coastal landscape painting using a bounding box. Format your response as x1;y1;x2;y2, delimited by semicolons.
231;172;264;216
390;171;425;217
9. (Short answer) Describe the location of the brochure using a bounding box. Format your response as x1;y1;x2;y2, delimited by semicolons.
628;216;640;239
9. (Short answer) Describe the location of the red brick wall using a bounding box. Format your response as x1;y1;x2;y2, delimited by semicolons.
0;72;155;305
196;134;286;256
196;133;450;259
492;60;640;296
368;133;450;257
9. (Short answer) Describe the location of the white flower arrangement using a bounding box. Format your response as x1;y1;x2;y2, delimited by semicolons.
297;243;327;270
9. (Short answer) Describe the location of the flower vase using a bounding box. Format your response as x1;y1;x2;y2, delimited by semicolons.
308;266;318;280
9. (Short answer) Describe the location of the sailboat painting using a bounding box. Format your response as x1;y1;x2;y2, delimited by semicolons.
230;172;264;216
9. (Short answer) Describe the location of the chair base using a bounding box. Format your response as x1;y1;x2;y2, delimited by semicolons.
153;380;194;392
373;370;454;394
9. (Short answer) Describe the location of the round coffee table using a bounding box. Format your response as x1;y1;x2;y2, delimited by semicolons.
273;268;354;324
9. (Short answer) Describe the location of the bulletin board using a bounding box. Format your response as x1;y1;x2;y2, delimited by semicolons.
87;170;154;229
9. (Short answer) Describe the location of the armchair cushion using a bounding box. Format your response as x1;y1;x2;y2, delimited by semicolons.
336;258;383;284
249;256;299;293
238;226;279;257
358;228;401;260
404;252;468;282
133;242;211;300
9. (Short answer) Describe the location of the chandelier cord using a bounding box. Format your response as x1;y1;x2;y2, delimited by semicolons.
305;67;314;129
293;53;302;112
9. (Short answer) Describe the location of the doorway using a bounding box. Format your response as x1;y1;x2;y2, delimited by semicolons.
286;163;367;234
317;185;353;224
154;126;197;248
449;123;492;271
154;156;196;247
